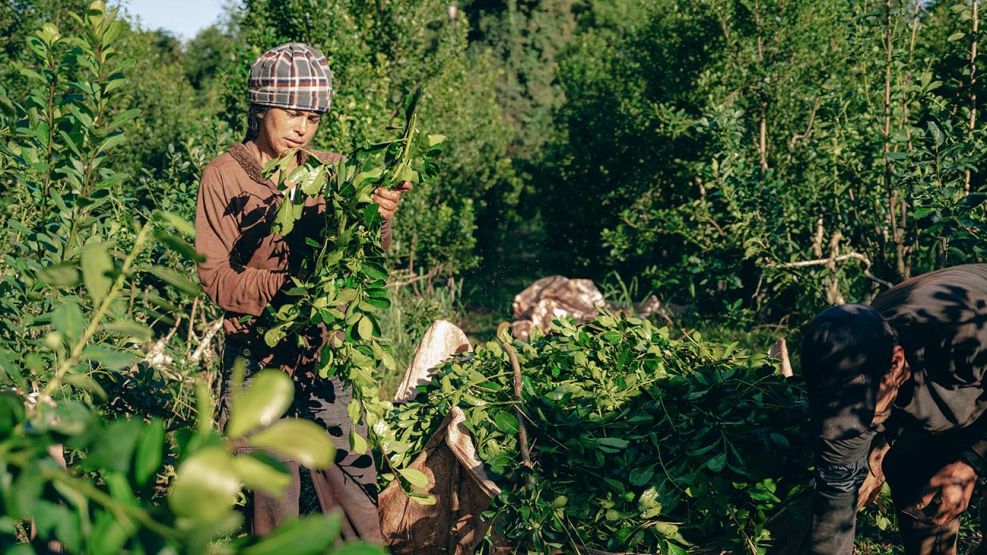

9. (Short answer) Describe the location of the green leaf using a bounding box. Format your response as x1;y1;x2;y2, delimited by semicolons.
594;437;629;452
356;315;374;339
81;245;113;305
706;452;727;472
0;390;25;436
226;369;294;438
361;262;389;281
349;428;369;454
88;509;134;554
104;319;153;342
493;411;519;435
247;419;335;469
154;210;195;237
51;301;85;344
83;419;143;474
264;323;289;347
154;229;204;263
169;446;239;522
0;350;29;390
81;346;136;370
148;265;200;296
629;466;655;487
38;263;80;288
134;419;165;487
398;467;430;489
47;401;97;436
273;199;298;236
97;133;127;154
242;513;342;555
232;453;293;497
298;165;326;196
108;108;140;131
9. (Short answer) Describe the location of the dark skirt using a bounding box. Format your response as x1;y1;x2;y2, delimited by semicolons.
219;340;384;542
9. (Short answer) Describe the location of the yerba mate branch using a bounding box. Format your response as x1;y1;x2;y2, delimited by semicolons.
259;89;443;495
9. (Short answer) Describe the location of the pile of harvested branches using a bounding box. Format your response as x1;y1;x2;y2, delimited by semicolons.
385;314;813;553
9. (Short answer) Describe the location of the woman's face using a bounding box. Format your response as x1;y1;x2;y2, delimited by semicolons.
256;107;322;154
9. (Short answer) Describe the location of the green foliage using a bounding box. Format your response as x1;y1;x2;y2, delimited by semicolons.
258;90;444;496
535;0;987;322
387;314;811;552
0;4;384;553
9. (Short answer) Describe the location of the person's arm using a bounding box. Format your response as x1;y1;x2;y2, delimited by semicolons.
373;181;411;251
806;432;875;554
195;166;287;316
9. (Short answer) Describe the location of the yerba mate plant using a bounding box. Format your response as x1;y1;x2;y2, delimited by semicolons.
258;90;444;497
386;314;813;553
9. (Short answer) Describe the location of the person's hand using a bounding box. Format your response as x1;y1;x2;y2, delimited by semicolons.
907;460;977;525
372;181;413;220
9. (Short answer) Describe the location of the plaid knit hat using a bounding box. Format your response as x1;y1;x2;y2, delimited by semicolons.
248;43;333;113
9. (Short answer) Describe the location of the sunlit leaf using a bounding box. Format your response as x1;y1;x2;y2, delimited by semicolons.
226;369;294;438
80;245;113;305
168;446;239;522
247;420;335;469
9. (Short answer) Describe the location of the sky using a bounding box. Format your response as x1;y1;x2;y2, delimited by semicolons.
113;0;229;41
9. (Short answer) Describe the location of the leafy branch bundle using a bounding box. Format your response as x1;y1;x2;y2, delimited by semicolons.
385;314;813;553
258;90;444;487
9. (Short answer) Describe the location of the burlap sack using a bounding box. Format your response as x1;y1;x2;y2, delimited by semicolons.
379;407;501;554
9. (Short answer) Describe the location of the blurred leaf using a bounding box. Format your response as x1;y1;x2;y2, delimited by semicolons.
226;369;294;439
247;420;335;469
82;346;136;370
148;265;200;296
232;453;292;497
83;419;142;474
87;509;134;554
38;263;80;288
241;513;342;555
104;319;153;342
80;245;113;305
168;446;239;522
0;390;25;436
154;229;204;263
134;419;165;487
154;210;196;237
51;301;85;344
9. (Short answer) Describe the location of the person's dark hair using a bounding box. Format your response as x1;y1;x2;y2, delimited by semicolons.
244;103;268;142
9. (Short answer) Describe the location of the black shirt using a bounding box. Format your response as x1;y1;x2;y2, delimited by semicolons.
809;264;987;554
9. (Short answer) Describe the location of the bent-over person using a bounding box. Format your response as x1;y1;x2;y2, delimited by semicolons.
802;264;987;554
194;43;411;541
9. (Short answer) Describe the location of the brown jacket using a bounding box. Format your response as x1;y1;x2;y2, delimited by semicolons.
195;142;391;372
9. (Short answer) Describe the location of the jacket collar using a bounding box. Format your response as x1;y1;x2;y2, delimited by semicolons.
228;142;271;188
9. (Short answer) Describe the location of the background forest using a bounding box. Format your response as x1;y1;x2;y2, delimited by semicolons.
1;0;987;553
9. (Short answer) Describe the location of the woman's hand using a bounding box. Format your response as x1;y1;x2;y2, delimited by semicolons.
372;181;413;220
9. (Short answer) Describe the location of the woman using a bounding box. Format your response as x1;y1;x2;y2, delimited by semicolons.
194;43;410;541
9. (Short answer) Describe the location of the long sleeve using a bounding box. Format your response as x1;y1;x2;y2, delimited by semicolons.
381;217;393;250
807;458;868;554
961;438;987;475
195;165;286;316
806;431;875;554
